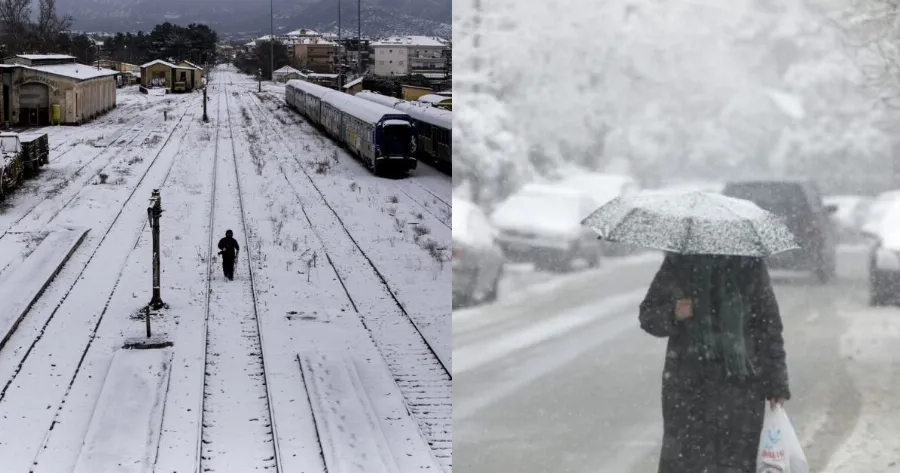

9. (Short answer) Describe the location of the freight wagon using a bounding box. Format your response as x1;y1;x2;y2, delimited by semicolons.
0;131;50;199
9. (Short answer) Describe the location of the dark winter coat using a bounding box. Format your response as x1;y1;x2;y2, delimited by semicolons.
639;255;790;473
218;236;239;260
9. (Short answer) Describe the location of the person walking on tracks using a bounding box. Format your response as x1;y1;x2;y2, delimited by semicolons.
217;229;240;281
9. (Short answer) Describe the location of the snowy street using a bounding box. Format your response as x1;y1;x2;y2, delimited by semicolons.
454;244;900;473
0;66;451;472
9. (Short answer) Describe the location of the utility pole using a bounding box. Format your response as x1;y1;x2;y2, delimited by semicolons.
337;0;343;88
270;0;274;81
147;189;164;311
202;85;208;122
258;68;262;92
357;0;362;75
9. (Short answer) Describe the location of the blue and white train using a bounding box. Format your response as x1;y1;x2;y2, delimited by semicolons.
284;80;417;175
355;91;451;167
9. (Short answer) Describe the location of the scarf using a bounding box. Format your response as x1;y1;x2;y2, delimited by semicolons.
680;255;756;379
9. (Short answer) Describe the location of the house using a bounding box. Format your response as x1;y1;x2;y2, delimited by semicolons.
0;54;118;126
371;36;450;77
176;60;204;83
140;59;202;92
401;84;432;101
289;37;340;73
342;75;365;94
273;65;303;82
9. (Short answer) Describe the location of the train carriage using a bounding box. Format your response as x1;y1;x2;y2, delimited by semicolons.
285;79;334;126
356;91;452;167
320;92;417;175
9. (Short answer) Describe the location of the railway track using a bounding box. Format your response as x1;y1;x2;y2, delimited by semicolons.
194;84;281;473
0;102;201;401
0;100;198;245
238;87;452;469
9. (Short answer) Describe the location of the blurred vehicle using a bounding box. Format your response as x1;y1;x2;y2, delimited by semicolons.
862;190;900;235
453;197;505;309
722;179;838;282
552;173;640;257
490;184;603;272
823;194;873;243
863;198;900;306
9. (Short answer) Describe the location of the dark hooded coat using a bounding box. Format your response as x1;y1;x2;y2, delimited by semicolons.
639;254;790;473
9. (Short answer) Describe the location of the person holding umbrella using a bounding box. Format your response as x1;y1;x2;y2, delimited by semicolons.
582;190;795;473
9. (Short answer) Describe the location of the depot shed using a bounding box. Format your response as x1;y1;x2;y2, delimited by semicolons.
141;59;202;92
0;54;118;126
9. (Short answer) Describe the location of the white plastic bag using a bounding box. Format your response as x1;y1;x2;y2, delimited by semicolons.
756;405;809;473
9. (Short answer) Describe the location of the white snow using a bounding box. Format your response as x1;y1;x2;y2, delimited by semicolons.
140;59;178;69
0;66;451;472
27;63;120;80
821;305;900;472
71;348;172;473
0;228;87;348
490;185;596;236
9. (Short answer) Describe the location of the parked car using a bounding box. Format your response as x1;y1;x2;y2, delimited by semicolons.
453;197;505;309
490;184;603;272
721;179;838;282
863;198;900;306
823;194;873;243
862;190;900;235
553;173;640;257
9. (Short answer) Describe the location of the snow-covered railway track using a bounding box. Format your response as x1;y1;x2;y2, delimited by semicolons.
239;89;452;470
0;108;205;472
392;179;451;229
194;85;281;473
0;99;199;244
0;105;200;402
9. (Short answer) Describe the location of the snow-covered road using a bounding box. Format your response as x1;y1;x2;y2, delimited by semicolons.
0;67;451;472
454;245;900;473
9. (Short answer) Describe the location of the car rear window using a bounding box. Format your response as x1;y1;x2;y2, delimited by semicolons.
722;182;812;221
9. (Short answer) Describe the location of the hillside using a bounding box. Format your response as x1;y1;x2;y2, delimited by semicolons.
60;0;451;38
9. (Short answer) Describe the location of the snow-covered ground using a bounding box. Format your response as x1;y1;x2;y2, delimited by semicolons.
0;67;451;472
821;304;900;472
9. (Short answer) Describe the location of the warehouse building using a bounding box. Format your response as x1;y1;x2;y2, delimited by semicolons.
0;54;118;126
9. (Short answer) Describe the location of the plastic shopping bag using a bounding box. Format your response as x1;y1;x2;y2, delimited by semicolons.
756;404;809;473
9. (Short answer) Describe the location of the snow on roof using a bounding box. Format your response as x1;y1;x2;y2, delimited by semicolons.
356;91;451;129
177;60;202;70
286;29;320;36
356;91;403;108
286;79;336;99
274;66;301;74
418;94;450;104
140;59;178;69
393;100;451;129
322;92;411;127
371;36;448;47
307;73;339;79
342;76;364;88
26;63;119;81
17;54;76;61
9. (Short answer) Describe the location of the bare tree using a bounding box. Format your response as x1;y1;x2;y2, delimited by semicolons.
34;0;73;52
828;0;900;106
0;0;32;54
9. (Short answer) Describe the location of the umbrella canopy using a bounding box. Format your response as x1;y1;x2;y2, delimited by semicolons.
580;190;800;257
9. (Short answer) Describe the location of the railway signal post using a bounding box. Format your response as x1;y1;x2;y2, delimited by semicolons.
147;189;164;313
202;86;208;122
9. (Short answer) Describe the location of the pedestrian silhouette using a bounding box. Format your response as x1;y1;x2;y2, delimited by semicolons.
217;229;239;280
